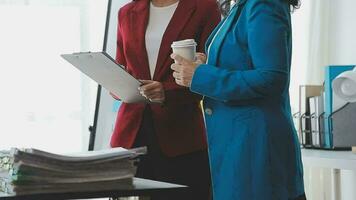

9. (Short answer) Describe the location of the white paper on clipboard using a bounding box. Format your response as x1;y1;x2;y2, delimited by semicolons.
61;52;147;103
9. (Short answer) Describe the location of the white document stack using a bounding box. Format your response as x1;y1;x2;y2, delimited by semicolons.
0;147;146;195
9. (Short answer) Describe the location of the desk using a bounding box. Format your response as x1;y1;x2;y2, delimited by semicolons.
0;178;189;200
302;149;356;170
301;149;356;200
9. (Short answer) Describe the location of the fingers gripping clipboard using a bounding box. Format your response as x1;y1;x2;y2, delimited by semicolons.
61;52;147;103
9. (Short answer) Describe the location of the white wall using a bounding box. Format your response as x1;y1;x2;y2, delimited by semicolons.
328;0;356;65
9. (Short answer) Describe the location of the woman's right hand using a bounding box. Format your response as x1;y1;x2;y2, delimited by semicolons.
110;92;121;101
196;52;207;64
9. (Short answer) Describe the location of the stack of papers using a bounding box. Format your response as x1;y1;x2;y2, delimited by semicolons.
0;147;146;195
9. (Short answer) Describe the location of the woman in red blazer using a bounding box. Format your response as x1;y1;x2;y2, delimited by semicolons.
110;0;220;199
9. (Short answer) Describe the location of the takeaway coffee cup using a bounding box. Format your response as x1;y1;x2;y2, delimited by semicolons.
171;39;197;62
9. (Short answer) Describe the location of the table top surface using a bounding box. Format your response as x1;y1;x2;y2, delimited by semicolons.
0;178;188;200
302;149;356;170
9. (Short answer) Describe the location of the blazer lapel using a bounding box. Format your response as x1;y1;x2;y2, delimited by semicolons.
207;0;247;66
205;19;224;53
131;0;151;80
153;0;196;80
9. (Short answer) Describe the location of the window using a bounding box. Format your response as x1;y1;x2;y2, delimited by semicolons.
0;0;108;154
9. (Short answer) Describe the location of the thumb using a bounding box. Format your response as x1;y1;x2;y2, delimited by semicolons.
196;53;207;63
140;80;153;84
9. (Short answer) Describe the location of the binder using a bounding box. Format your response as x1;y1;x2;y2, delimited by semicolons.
298;85;323;147
309;97;318;147
308;95;324;147
61;52;147;103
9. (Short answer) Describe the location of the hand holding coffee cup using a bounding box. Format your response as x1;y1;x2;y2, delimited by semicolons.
171;39;204;87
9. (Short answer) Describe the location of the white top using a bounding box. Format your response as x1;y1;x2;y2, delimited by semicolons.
145;1;179;78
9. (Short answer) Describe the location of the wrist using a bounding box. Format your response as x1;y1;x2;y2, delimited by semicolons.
190;64;203;88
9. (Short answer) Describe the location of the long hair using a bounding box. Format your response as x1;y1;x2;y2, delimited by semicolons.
219;0;300;16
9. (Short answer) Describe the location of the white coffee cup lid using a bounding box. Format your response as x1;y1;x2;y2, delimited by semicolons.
171;39;197;48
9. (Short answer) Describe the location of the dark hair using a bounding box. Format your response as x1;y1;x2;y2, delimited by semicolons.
289;0;301;8
219;0;300;16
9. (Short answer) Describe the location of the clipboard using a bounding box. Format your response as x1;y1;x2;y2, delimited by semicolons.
61;52;147;103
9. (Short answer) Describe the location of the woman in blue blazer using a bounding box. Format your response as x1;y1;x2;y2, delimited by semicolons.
170;0;305;199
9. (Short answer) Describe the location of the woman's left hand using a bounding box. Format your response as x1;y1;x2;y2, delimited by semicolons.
170;53;203;87
139;80;165;103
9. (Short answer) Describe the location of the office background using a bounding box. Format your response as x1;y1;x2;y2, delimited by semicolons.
0;0;356;199
0;0;107;152
291;0;356;200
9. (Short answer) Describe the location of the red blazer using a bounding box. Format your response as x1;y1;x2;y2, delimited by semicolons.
110;0;221;157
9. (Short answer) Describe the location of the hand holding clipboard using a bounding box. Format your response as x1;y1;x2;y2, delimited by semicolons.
61;52;147;103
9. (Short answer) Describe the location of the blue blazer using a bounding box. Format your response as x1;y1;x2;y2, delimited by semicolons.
190;0;305;199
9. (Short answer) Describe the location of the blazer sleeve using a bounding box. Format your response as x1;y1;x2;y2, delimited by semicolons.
116;9;126;66
190;0;290;102
163;2;221;105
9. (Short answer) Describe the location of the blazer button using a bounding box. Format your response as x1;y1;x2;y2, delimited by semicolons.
205;108;213;115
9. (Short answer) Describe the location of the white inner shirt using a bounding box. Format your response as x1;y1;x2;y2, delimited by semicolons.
145;1;179;78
